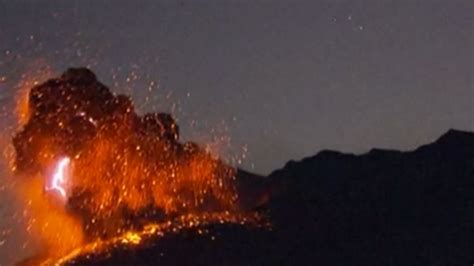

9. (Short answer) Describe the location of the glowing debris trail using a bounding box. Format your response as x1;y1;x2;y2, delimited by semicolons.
43;212;269;265
46;157;71;198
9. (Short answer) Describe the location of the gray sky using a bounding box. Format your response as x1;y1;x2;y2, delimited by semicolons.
1;1;473;174
0;1;472;262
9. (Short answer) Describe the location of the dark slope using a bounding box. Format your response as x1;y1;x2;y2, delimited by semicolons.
234;169;269;210
267;129;474;265
58;129;474;266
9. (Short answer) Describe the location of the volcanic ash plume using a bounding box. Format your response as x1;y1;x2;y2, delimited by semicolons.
12;68;241;257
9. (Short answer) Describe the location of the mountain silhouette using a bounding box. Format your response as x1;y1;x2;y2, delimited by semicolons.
265;129;473;266
32;129;474;266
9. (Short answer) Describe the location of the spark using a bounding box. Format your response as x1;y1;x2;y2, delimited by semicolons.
46;157;71;198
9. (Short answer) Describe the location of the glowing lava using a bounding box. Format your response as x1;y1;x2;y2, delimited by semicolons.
46;157;71;198
45;212;268;266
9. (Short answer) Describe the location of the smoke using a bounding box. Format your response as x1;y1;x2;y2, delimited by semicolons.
11;68;239;254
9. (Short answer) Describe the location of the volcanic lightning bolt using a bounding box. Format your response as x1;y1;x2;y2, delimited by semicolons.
46;157;71;198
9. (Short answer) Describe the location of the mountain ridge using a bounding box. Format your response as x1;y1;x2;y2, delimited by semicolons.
262;128;473;266
268;128;474;179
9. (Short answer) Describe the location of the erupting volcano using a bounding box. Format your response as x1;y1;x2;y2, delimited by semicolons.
9;68;473;266
12;68;267;265
2;2;472;265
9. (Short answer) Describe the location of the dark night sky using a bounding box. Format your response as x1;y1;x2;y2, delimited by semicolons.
1;1;473;174
0;1;472;262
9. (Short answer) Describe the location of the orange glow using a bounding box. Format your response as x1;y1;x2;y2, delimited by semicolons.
14;61;55;127
17;176;83;256
66;119;238;238
7;64;86;261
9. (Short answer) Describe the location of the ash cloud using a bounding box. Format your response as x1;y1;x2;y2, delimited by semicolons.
12;68;238;239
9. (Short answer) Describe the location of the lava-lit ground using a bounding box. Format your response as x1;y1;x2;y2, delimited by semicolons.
44;212;269;266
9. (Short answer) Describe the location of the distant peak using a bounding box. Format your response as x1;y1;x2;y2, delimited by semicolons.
368;148;401;155
435;129;474;144
315;150;343;157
